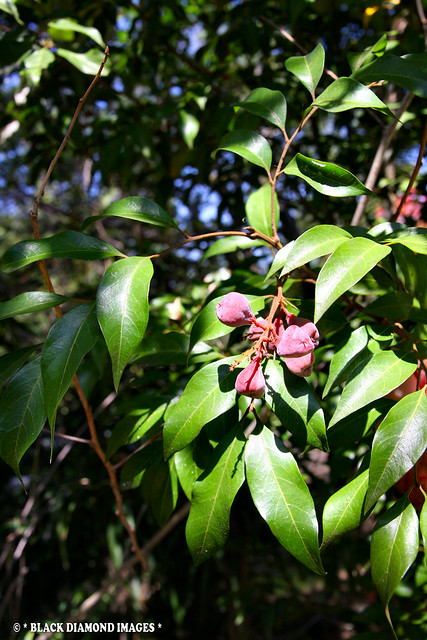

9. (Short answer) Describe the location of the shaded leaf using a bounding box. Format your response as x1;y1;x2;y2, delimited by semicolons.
96;257;153;390
2;231;124;272
246;425;325;574
323;325;370;397
121;440;163;490
213;130;272;172
285;43;325;97
236;87;287;130
174;438;211;500
371;497;419;607
329;350;417;427
284;153;372;197
363;291;414;321
163;356;237;459
245;183;279;238
353;53;427;99
322;469;369;548
264;359;328;451
347;34;388;72
0;291;68;321
0;346;39;387
133;332;190;366
314;237;391;323
365;389;427;511
82;196;177;230
185;425;246;565
0;357;46;480
141;456;178;527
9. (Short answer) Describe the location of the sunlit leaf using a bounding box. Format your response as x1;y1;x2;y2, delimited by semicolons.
202;236;266;260
322;469;369;548
245;183;279;238
323;325;370;397
236;87;287;130
48;18;105;48
82;196;177;230
0;292;68;321
213;130;272;172
56;48;110;76
313;77;393;117
285;43;325;98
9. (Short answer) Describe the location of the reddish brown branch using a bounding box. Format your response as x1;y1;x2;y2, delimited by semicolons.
391;119;427;223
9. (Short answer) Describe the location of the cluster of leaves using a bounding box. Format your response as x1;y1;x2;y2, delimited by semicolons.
2;3;427;638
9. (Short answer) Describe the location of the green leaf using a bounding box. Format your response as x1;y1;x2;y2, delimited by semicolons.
365;390;427;512
179;110;200;149
0;0;23;24
213;130;272;172
347;34;388;73
41;304;101;429
189;294;266;353
421;497;427;563
314;237;391;323
265;241;295;280
236;87;287;130
245;183;279;238
106;400;168;459
283;153;372;197
96;257;153;390
329;350;418;428
0;346;39;387
285;43;325;98
371;497;419;607
246;425;325;574
313;77;393;117
323;326;370;397
133;332;190;367
0;292;68;321
141;456;178;527
121;441;163;490
185;425;246;565
174;439;211;500
327;400;392;448
0;357;46;481
353;53;427;99
56;48;110;76
22;48;55;84
387;229;427;255
82;196;178;230
2;231;124;272
322;469;369;548
264;360;328;451
163;356;237;459
48;18;105;48
202;235;266;261
271;225;351;279
363;291;414;321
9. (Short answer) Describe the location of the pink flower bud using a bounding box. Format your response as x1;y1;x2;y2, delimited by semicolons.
276;324;315;357
216;292;255;327
248;317;285;353
235;357;265;398
284;352;315;377
288;315;319;348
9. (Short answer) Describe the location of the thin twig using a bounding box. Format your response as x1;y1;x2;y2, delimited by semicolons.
416;0;427;48
351;91;414;226
391;119;427;222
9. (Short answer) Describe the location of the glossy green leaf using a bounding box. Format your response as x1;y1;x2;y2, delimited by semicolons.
163;356;237;459
265;241;295;280
0;357;46;480
388;229;427;255
48;18;105;48
371;497;419;607
189;294;266;353
272;225;351;278
329;350;417;427
2;231;124;272
327;400;392;447
264;359;328;451
245;183;279;238
353;53;427;99
314;237;391;323
133;332;190;366
420;497;427;563
365;390;427;511
236;87;287;130
56;48;110;76
96;257;153;390
323;326;370;397
174;438;212;500
106;401;167;460
284;153;372;197
347;34;388;73
82;196;177;230
185;425;246;565
22;48;55;84
0;291;68;321
202;235;266;260
246;425;325;574
41;303;100;429
213;130;272;172
0;346;39;387
285;43;325;98
313;77;393;117
322;469;369;548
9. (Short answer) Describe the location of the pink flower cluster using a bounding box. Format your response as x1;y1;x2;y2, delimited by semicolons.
216;292;320;399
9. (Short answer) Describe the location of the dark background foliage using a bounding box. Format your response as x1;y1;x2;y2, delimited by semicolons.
1;1;427;639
